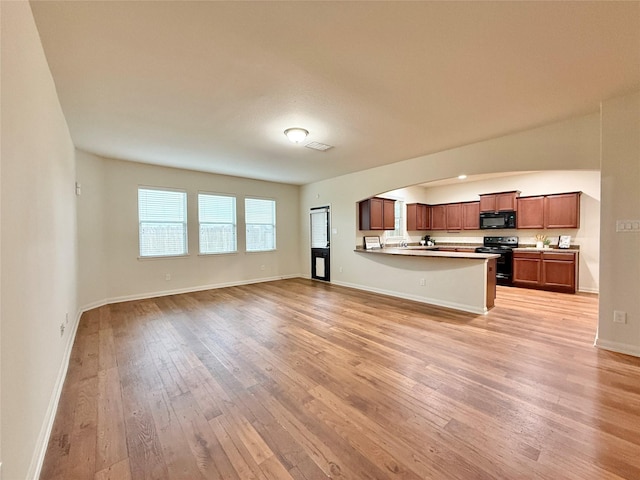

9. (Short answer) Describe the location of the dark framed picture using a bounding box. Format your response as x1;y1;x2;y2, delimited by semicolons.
558;235;571;249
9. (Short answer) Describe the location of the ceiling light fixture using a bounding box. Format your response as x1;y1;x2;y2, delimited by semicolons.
284;127;309;144
458;174;468;180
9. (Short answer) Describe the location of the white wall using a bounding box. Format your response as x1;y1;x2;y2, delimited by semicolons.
597;91;640;356
300;113;600;304
77;154;302;307
384;170;600;293
0;2;78;478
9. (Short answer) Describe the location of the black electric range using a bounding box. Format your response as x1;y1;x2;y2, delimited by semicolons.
475;236;519;286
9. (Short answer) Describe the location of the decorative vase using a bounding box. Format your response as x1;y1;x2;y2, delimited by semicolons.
536;241;543;249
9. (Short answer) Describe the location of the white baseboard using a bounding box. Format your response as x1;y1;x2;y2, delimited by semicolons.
331;280;487;315
594;337;640;358
578;286;599;294
27;307;82;480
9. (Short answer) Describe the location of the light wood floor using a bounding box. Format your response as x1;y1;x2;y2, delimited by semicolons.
41;279;640;480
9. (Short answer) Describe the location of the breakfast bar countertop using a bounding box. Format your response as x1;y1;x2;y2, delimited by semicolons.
355;246;500;260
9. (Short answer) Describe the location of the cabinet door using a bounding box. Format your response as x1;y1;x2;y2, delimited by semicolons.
513;253;541;287
369;198;384;230
430;205;447;230
517;196;545;229
383;199;396;230
423;205;432;230
462;202;480;230
479;195;496;212
445;203;462;231
496;192;517;211
542;252;577;292
406;203;418;231
545;192;580;229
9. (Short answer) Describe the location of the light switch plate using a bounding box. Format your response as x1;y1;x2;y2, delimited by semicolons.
616;220;640;232
613;310;627;324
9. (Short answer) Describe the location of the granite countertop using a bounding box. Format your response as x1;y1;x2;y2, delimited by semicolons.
355;247;500;260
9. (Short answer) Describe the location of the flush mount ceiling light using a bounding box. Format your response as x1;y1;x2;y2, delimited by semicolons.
458;174;468;180
284;127;309;144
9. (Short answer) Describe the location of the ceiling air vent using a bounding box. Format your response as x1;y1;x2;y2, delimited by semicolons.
305;141;333;152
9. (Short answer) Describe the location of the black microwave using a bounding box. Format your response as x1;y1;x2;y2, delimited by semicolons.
480;211;516;229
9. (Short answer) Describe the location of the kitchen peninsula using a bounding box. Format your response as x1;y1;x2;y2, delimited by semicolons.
354;247;500;314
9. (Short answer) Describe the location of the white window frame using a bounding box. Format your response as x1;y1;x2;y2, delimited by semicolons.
384;199;405;244
198;192;237;255
245;197;276;252
138;186;188;258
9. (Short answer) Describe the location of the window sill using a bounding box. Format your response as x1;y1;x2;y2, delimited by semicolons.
138;254;190;260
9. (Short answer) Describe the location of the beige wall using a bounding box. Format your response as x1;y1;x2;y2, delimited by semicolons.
1;2;78;478
597;92;640;356
384;170;600;292
77;154;302;307
300;113;600;306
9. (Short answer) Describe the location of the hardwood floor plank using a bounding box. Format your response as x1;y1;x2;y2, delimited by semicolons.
96;367;127;471
41;279;640;480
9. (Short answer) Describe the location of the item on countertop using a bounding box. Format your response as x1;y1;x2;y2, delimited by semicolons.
558;235;571;249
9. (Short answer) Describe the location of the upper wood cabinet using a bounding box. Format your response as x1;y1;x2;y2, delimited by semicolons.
517;196;545;229
406;203;431;231
517;192;581;229
479;191;520;212
462;201;480;230
359;197;396;230
445;203;462;231
545;192;581;229
430;204;447;230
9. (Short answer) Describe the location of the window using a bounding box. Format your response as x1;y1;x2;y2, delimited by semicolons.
138;187;187;257
385;199;405;242
245;198;276;251
198;193;236;254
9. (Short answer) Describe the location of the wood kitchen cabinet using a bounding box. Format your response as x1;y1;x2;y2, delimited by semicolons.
406;203;431;231
517;192;581;229
513;250;578;293
430;204;447;230
359;197;396;230
516;196;545;229
445;203;462;231
545;192;581;229
462;201;480;230
479;191;519;212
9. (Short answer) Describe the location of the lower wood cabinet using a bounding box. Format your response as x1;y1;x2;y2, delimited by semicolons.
513;250;578;293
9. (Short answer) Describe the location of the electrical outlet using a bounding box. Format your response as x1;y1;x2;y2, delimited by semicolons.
613;310;627;324
60;323;65;336
339;266;343;273
419;278;426;286
260;265;265;271
165;273;171;281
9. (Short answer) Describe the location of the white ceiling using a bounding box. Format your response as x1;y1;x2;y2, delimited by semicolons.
30;1;640;185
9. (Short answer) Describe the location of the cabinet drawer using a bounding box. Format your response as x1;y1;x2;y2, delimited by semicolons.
542;252;575;262
514;252;541;259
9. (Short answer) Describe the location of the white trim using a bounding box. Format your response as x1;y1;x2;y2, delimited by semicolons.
27;308;82;480
103;274;299;305
331;280;487;315
578;286;599;294
594;337;640;358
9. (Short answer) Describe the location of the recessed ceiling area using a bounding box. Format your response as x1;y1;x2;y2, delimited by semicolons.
30;1;640;185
